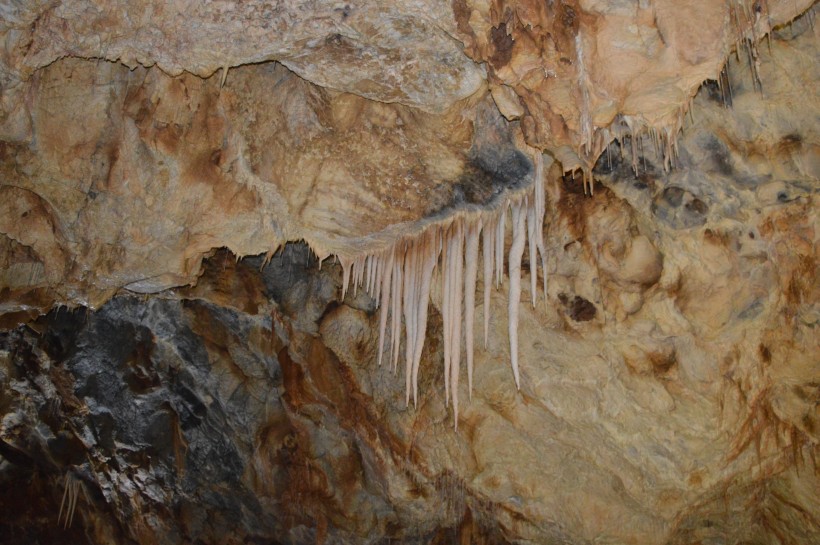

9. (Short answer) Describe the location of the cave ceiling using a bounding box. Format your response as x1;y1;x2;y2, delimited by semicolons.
0;0;813;309
0;1;819;544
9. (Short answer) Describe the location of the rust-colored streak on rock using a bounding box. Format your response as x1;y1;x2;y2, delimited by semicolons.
300;330;408;459
177;249;268;315
279;345;311;411
0;185;67;284
0;3;818;543
451;0;477;55
489;23;514;69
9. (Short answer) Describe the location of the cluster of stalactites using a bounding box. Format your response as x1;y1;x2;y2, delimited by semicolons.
339;152;548;429
619;112;687;174
567;0;771;194
566;104;691;196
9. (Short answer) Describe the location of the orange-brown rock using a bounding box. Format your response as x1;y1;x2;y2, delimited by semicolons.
0;2;818;544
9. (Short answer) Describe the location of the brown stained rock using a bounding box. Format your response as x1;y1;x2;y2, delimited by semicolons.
0;1;816;316
0;186;67;282
453;0;814;168
0;53;537;314
558;292;597;321
176;249;269;316
6;0;484;113
1;228;818;543
0;2;818;545
2;1;815;174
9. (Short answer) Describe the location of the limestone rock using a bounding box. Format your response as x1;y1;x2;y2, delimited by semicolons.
0;1;818;544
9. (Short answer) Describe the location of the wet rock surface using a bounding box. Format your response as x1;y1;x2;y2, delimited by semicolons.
0;3;818;545
0;246;518;544
0;2;816;313
1;142;817;544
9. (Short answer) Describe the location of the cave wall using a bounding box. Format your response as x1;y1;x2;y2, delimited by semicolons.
0;0;816;311
0;1;818;544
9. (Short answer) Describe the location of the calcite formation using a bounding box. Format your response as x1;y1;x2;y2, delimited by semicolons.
0;1;818;544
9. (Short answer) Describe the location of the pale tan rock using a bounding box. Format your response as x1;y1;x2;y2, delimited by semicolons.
0;1;817;544
619;291;643;316
489;83;524;120
456;0;816;163
6;0;484;113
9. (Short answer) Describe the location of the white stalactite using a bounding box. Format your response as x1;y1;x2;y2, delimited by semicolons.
450;220;464;429
335;153;552;424
391;249;403;373
527;197;537;307
495;206;506;289
482;217;494;349
441;229;452;407
508;201;526;390
373;253;383;303
534;151;548;304
341;258;352;300
365;254;374;295
353;256;364;296
403;244;418;406
377;249;394;367
464;220;480;399
411;230;438;408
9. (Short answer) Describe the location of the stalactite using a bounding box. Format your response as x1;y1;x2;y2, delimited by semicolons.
449;220;465;429
628;121;639;176
373;252;383;303
533;151;548;304
526;198;537;307
464;220;480;399
341;258;352;300
373;254;381;297
482;216;495;349
390;248;404;373
377;249;394;367
365;254;374;295
411;230;438;408
409;239;426;406
408;242;423;406
403;243;418;406
353;256;365;296
495;206;506;289
441;228;452;407
508;201;526;390
335;149;555;423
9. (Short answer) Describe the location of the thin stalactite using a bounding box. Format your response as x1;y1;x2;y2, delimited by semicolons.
527;197;537;307
441;228;452;407
391;247;404;373
409;240;424;406
373;252;383;303
412;230;438;408
450;220;465;429
353;256;364;297
377;249;394;367
403;243;418;406
464;220;480;400
534;152;548;306
365;254;374;295
508;201;526;390
341;257;352;300
495;206;506;289
482;216;495;349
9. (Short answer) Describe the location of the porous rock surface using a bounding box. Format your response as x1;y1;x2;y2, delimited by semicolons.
0;1;818;544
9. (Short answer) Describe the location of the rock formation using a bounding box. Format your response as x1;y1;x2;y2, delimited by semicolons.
0;1;818;544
